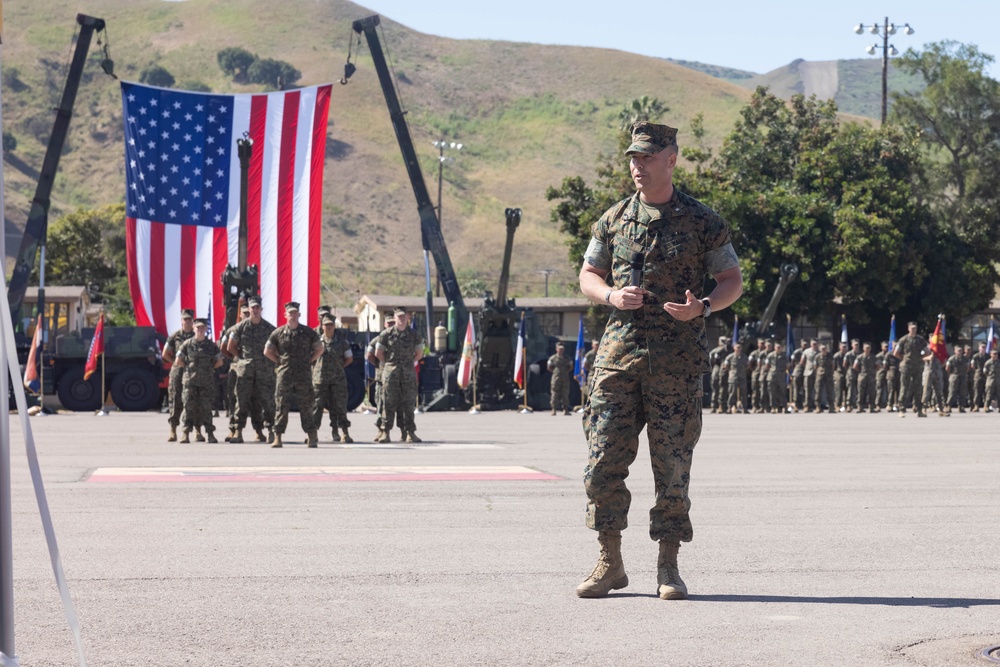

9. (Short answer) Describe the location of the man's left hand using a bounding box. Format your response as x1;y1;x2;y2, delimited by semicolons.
664;290;704;321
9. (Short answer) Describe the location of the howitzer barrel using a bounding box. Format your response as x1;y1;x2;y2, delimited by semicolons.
756;263;798;336
494;208;521;308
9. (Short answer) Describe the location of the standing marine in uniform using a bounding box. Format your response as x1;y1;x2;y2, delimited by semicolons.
723;343;748;414
802;339;820;412
894;321;929;417
708;336;729;413
264;302;324;447
162;309;195;442
984;348;1000;412
547;342;574;415
790;339;808;412
313;314;355;443
174;318;223;443
748;339;765;413
845;339;861;412
576;122;742;600
227;296;277;443
885;343;901;411
853;342;878;413
921;344;948;416
367;313;395;441
832;341;848;412
375;308;424;443
815;343;835;413
874;341;890;410
764;341;788;413
945;345;968;413
970;342;988;412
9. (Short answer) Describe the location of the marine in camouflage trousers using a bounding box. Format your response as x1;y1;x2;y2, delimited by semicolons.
234;364;275;431
922;365;945;411
767;374;787;412
900;364;923;413
314;380;351;434
583;367;702;543
167;366;185;427
550;376;570;412
182;378;216;434
274;371;316;435
382;364;417;433
857;374;875;411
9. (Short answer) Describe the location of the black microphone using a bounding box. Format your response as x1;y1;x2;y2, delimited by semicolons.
629;252;643;287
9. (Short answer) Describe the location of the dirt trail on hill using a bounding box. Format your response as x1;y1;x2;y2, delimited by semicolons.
800;60;839;100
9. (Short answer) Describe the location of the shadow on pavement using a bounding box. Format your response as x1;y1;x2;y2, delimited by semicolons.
690;595;1000;608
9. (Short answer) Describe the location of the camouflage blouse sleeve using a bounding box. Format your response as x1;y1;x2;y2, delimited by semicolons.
701;209;738;276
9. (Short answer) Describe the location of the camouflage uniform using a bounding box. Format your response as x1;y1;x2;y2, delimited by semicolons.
922;354;946;413
176;336;221;438
895;332;928;413
764;349;788;413
547;351;573;413
708;341;728;412
230;318;277;435
376;326;423;436
802;345;819;411
313;330;354;438
971;348;988;410
790;343;807;411
267;323;321;436
854;349;877;412
875;346;890;409
164;327;195;430
581;185;735;544
845;345;861;410
946;351;968;411
815;347;834;412
985;352;1000;411
748;344;763;412
723;350;747;413
884;352;901;410
832;346;848;411
582;346;597;407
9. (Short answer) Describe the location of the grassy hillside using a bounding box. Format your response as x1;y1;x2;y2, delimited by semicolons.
1;0;758;304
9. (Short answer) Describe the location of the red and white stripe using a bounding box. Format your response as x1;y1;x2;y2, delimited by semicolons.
126;84;331;336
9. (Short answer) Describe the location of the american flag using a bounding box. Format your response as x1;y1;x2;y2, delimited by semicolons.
122;81;332;335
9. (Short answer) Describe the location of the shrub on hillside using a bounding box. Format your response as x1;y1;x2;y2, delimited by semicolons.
217;47;256;84
139;65;175;89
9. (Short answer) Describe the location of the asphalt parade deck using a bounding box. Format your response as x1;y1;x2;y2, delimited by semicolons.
5;409;999;666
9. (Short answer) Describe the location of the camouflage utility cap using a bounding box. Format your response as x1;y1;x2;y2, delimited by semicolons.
193;318;208;327
181;309;195;319
625;122;678;156
321;314;336;325
247;296;262;307
285;301;300;312
393;307;407;316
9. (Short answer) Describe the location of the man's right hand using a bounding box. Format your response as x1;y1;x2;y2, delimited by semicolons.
611;286;648;310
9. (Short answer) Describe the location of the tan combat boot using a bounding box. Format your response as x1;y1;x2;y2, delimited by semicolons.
255;430;266;443
657;540;688;600
168;426;177;442
271;433;283;448
179;429;191;444
576;530;628;598
195;428;205;443
230;429;244;444
375;429;390;443
340;429;354;444
307;431;319;448
331;429;340;443
405;431;422;443
206;431;218;444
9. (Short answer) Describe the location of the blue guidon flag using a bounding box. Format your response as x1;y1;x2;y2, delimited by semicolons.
121;81;332;336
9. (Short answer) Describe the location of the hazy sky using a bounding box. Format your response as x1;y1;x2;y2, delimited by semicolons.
358;0;1000;76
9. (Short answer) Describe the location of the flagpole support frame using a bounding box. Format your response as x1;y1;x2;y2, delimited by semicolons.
518;406;533;414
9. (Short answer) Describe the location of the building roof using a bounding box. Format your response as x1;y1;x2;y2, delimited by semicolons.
25;285;89;301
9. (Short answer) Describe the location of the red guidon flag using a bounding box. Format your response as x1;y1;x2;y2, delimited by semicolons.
121;81;332;336
929;315;948;364
84;313;106;381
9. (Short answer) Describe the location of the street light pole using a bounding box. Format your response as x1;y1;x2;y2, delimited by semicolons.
538;269;556;297
432;140;462;297
854;17;914;124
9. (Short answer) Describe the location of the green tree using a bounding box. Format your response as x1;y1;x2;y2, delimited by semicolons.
35;204;135;325
2;131;16;152
139;65;175;89
217;47;257;84
892;41;1000;314
248;58;301;89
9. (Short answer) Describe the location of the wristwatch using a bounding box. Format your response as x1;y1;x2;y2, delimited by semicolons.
700;298;712;318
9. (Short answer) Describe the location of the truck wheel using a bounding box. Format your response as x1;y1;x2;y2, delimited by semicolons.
57;366;102;412
111;368;160;412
